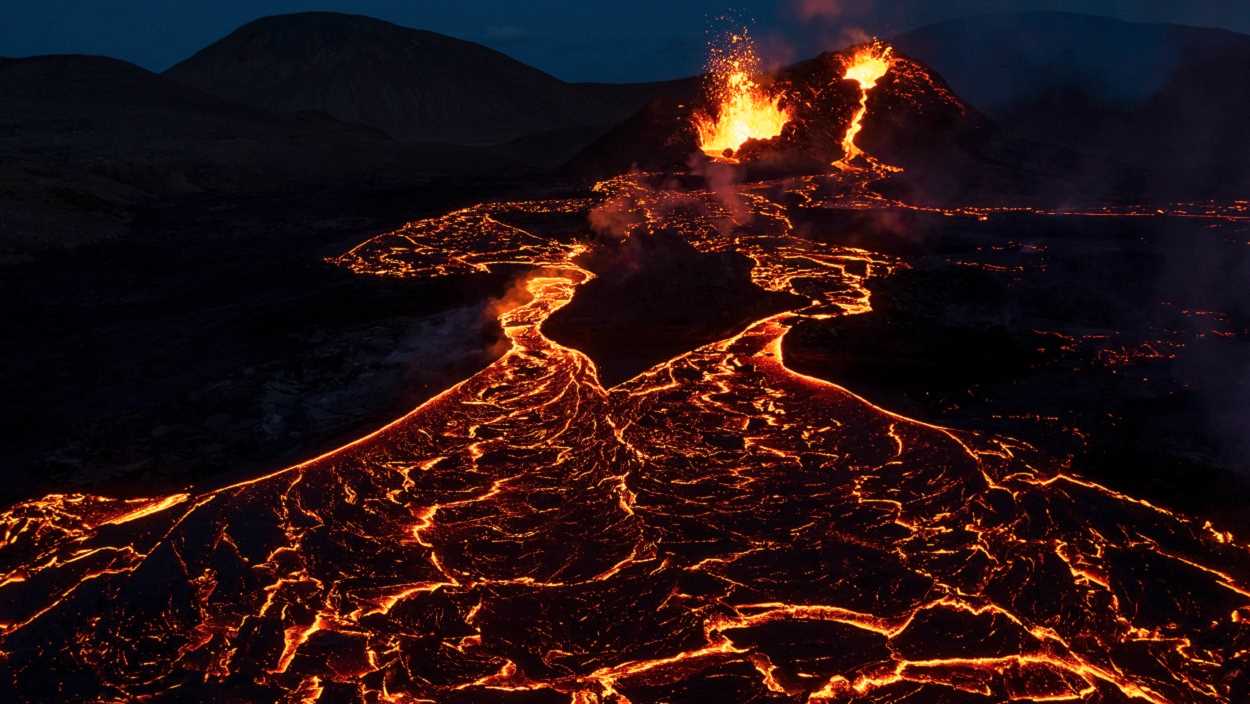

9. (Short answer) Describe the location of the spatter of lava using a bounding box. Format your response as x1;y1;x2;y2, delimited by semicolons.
1;170;1248;703
693;30;791;161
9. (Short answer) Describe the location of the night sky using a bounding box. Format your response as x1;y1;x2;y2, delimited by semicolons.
3;0;1249;82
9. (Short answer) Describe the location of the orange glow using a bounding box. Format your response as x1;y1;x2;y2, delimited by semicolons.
2;146;1248;700
836;42;894;169
693;31;791;160
101;492;190;526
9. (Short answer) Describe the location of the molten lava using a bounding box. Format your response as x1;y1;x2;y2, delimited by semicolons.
2;171;1248;703
693;32;791;161
836;42;895;170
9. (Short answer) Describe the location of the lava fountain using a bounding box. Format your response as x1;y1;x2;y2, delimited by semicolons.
693;31;791;161
836;41;895;170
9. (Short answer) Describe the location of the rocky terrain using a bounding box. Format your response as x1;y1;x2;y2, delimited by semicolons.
544;229;801;386
0;186;531;504
782;207;1250;527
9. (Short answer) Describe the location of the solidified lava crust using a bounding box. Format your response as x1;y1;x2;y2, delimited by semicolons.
2;172;1248;703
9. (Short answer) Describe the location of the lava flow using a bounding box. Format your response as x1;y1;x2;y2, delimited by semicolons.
835;42;898;172
693;31;791;161
1;169;1248;703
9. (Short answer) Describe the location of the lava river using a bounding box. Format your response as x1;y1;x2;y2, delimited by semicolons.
2;173;1249;703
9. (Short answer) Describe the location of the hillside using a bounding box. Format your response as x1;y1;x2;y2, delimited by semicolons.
892;12;1250;112
0;54;513;251
165;12;668;146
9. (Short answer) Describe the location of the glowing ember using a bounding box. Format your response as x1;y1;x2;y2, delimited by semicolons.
693;31;791;161
836;42;894;169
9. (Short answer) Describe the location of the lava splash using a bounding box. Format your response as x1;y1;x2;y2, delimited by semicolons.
693;30;791;161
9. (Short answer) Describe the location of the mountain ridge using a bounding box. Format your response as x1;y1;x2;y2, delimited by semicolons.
0;53;521;250
892;11;1250;110
164;12;673;146
892;11;1250;197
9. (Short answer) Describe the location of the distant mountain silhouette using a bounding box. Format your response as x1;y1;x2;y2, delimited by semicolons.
0;55;509;250
892;12;1250;112
165;12;669;146
894;12;1250;197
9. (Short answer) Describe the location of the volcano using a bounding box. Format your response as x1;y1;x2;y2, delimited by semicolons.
566;34;1250;207
4;12;1250;704
567;42;985;183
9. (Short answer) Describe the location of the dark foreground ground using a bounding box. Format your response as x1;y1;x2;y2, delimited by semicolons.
783;208;1250;527
0;184;531;505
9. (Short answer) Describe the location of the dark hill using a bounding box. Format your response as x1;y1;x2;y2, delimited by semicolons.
164;12;668;146
0;54;503;250
892;12;1250;113
568;26;1250;203
894;12;1250;198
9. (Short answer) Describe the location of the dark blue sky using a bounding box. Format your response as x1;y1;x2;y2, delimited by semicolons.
3;1;1249;82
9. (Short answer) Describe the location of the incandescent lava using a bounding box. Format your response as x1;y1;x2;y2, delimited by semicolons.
834;42;900;174
1;170;1248;703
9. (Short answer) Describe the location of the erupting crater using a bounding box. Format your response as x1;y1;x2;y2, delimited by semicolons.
574;37;976;187
693;31;792;161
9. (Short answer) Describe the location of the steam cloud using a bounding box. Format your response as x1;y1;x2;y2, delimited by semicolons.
589;196;645;240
